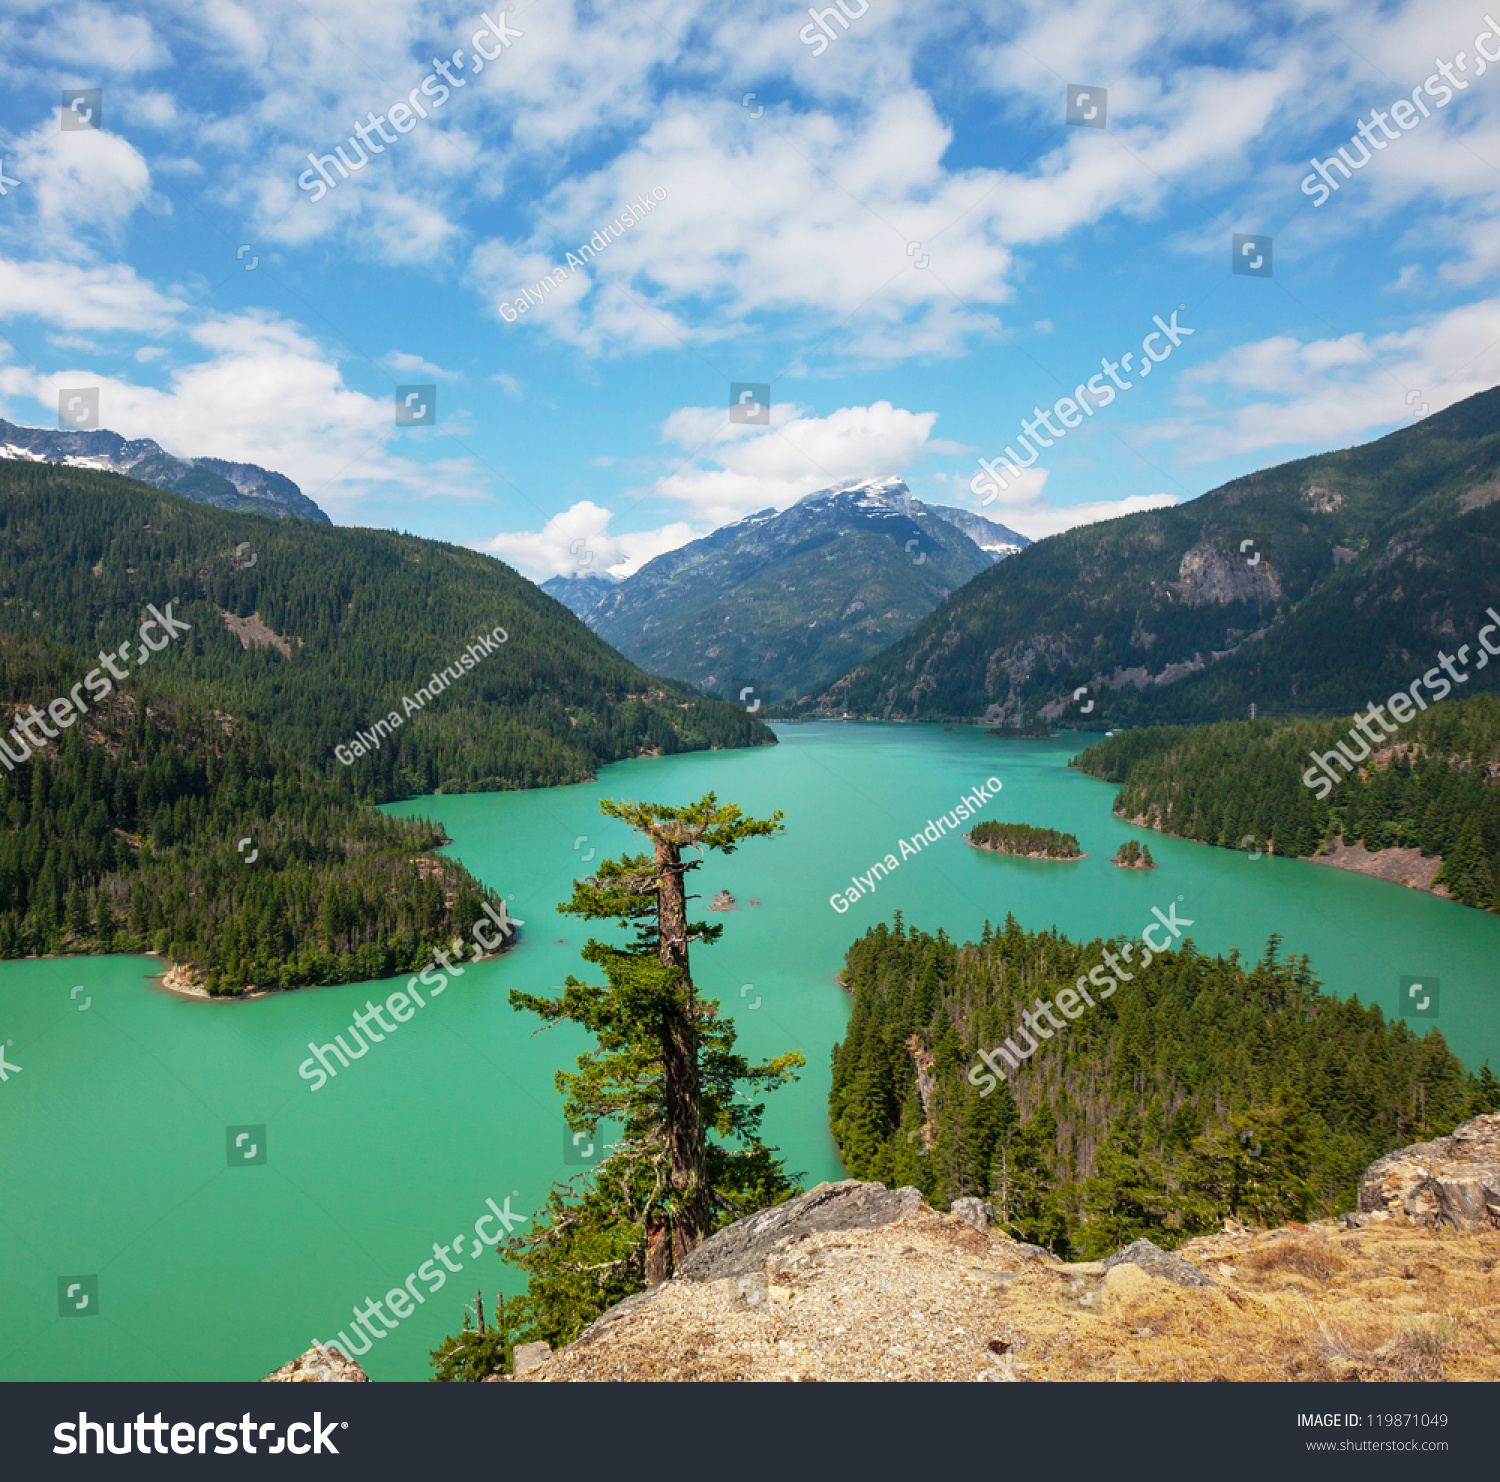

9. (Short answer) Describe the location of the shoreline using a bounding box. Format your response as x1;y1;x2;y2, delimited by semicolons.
1306;835;1451;899
964;836;1086;862
1117;811;1461;902
148;946;511;1002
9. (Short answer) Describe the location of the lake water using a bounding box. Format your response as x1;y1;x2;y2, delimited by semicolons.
3;722;1497;1380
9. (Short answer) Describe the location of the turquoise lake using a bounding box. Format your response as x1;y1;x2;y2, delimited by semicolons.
3;722;1497;1380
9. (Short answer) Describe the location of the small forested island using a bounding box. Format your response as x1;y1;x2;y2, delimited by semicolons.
967;820;1084;859
1112;839;1156;869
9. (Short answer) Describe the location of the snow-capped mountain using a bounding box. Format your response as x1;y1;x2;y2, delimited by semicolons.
0;419;330;523
581;477;1030;704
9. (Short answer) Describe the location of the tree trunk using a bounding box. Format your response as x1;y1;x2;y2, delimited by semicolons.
644;1211;671;1287
651;834;711;1273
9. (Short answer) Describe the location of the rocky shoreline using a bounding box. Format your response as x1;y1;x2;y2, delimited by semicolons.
965;837;1085;861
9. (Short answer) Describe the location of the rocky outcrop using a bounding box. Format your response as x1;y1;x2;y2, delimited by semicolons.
262;1343;370;1382
1099;1237;1215;1288
511;1341;554;1377
1174;541;1282;606
1358;1113;1500;1229
679;1180;926;1283
515;1183;1500;1382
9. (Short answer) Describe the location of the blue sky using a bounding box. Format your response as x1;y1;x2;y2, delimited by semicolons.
1;0;1498;579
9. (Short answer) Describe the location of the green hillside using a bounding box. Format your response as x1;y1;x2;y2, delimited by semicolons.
0;462;773;802
0;628;497;992
830;915;1496;1257
817;388;1500;727
1074;695;1500;911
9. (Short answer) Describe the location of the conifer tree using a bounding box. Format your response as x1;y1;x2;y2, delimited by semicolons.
509;792;803;1287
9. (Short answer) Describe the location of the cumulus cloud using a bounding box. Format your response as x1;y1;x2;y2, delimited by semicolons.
0;257;183;333
4;119;154;254
474;500;699;580
649;400;944;526
1161;296;1500;457
0;310;491;518
941;464;1179;541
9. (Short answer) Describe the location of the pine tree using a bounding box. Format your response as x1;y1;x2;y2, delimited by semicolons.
508;792;803;1287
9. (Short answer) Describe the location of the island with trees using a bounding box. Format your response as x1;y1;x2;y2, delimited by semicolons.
967;820;1085;859
1112;839;1157;869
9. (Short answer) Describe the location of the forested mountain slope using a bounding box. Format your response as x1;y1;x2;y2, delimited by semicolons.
0;463;772;801
1073;695;1500;911
0;628;496;992
821;388;1500;727
588;478;1028;704
830;916;1494;1258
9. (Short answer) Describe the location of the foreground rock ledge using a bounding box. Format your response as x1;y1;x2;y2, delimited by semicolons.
515;1126;1500;1382
1359;1111;1500;1229
262;1343;370;1382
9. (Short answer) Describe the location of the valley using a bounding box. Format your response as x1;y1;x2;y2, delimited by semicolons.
5;722;1496;1380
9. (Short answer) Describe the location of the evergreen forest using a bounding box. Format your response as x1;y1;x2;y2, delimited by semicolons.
1075;695;1500;911
968;820;1083;857
0;628;499;991
0;463;773;803
829;914;1498;1257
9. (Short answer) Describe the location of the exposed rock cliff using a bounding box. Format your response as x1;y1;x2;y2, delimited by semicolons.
1359;1112;1500;1229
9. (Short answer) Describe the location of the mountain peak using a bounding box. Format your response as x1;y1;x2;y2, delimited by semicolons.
796;475;912;506
0;418;330;523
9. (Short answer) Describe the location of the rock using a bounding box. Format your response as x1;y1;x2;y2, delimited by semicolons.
512;1340;554;1377
950;1197;995;1231
262;1342;370;1382
569;1181;928;1349
1358;1113;1500;1230
1015;1241;1058;1262
674;1180;927;1284
1099;1238;1216;1289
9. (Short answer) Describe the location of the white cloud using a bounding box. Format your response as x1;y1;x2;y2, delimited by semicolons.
1161;295;1500;456
0;257;182;333
6;119;154;253
16;2;170;76
0;309;495;518
945;461;1179;541
385;350;464;382
650;399;943;526
474;500;699;580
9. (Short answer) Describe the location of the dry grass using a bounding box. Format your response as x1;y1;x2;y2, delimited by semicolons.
522;1211;1500;1383
1242;1233;1348;1282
